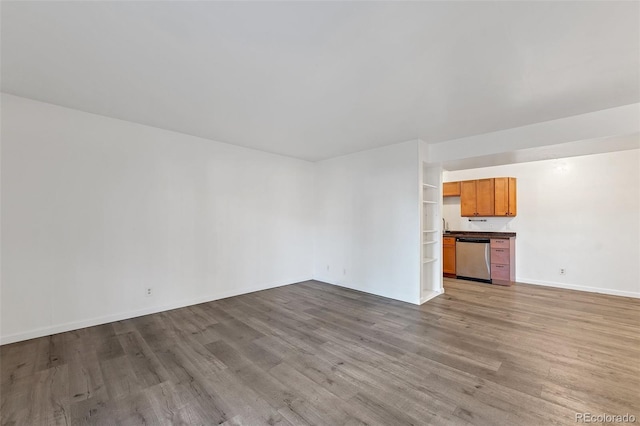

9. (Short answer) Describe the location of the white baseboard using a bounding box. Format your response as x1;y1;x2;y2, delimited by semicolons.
0;276;313;346
7;274;632;345
314;276;420;305
517;277;640;299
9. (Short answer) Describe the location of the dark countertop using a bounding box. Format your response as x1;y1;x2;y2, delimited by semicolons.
443;231;516;238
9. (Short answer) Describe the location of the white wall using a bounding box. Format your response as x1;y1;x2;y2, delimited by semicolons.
443;150;640;298
1;94;315;344
314;141;421;304
3;92;636;345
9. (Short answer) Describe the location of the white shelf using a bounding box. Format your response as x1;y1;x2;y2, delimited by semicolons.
421;162;443;307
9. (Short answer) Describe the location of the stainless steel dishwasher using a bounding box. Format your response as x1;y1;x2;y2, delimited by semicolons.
456;237;491;283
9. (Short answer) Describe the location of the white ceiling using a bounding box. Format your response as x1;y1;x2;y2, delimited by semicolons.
2;1;638;161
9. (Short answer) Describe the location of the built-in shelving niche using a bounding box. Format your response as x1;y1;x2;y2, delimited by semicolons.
420;163;444;303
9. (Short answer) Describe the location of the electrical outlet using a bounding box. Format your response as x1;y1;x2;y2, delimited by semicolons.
559;268;566;275
145;287;153;297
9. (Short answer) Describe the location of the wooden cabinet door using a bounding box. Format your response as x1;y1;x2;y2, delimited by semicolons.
443;244;456;275
507;177;517;216
475;178;495;216
460;180;477;217
494;177;509;216
494;177;517;216
443;182;461;197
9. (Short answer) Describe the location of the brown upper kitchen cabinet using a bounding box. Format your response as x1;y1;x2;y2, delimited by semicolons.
460;179;495;217
443;182;461;197
494;177;517;217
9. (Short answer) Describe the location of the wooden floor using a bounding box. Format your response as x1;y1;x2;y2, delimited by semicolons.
1;279;639;425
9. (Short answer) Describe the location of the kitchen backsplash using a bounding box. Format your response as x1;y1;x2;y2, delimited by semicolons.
443;198;516;232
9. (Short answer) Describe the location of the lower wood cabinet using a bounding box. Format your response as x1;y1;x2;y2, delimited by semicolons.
490;237;515;286
442;236;456;277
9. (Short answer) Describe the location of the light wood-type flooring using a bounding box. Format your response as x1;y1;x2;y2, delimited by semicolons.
1;279;639;425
